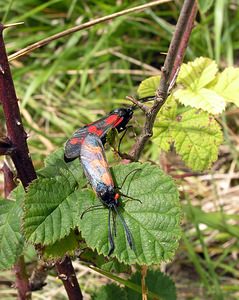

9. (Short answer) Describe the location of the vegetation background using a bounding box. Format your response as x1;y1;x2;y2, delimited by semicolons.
0;0;238;299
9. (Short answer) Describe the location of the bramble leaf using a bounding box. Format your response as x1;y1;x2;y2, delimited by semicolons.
211;67;239;106
24;153;86;245
0;186;25;270
43;231;80;259
77;163;181;265
174;88;225;115
175;57;226;114
177;57;218;90
137;76;160;98
24;151;181;265
151;96;177;152
38;148;83;182
153;97;223;171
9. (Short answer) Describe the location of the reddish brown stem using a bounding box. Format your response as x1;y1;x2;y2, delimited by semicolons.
55;257;83;300
130;0;198;160
0;23;83;300
0;24;36;188
14;256;31;300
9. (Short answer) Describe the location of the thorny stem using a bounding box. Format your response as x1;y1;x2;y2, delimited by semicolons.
0;25;36;188
0;24;83;300
130;0;198;160
55;257;83;300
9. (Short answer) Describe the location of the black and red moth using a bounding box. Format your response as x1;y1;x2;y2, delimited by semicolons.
64;107;134;255
79;133;133;255
64;107;133;162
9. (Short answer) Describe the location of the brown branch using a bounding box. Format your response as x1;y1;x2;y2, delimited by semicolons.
0;24;83;300
130;0;198;160
13;256;31;300
8;0;170;61
0;25;36;188
55;257;83;300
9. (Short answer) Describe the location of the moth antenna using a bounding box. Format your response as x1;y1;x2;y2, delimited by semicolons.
120;192;142;204
118;168;142;190
114;206;133;250
81;205;103;219
112;212;117;237
108;208;115;256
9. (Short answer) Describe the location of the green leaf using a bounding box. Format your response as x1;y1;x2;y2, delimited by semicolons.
0;186;25;270
174;88;225;115
212;67;239;106
125;270;176;300
177;57;218;90
24;166;86;245
38;148;83;182
137;76;160;98
175;57;226;114
43;231;79;259
151;96;177;152
92;284;127;300
153;97;223;171
77;162;181;265
25;155;181;265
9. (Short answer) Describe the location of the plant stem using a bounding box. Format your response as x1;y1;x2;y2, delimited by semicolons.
130;0;198;160
55;257;83;300
0;24;36;188
0;23;83;300
141;265;148;300
14;256;31;300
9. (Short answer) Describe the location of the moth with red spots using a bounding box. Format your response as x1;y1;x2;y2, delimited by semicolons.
64;107;133;162
78;133;134;255
64;107;135;254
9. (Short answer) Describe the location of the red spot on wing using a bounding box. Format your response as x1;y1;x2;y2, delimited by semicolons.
105;114;120;125
70;137;82;145
114;193;120;200
113;117;123;127
88;125;104;136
